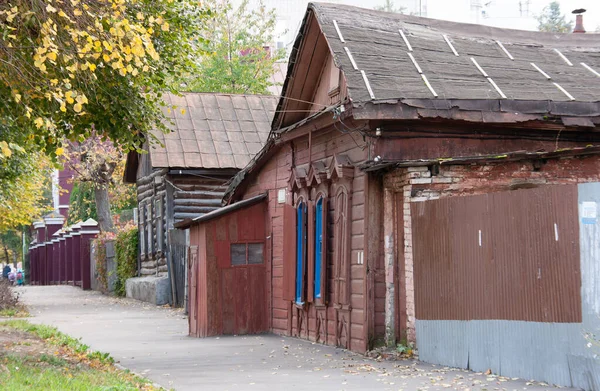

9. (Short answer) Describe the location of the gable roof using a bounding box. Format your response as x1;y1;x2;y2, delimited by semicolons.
274;3;600;128
227;3;600;202
149;93;278;170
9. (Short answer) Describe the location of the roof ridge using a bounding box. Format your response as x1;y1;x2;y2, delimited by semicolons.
172;91;280;98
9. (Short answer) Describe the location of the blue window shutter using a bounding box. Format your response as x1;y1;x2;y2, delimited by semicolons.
315;198;323;299
295;202;304;304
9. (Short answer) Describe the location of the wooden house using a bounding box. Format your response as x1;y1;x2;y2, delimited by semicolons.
124;93;277;279
177;4;600;389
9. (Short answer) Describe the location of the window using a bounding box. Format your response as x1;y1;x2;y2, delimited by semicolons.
248;243;264;265
146;202;153;254
139;204;146;254
230;243;264;266
296;201;306;304
155;198;163;252
314;197;324;300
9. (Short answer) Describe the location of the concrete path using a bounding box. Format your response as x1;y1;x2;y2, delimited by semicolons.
18;286;575;391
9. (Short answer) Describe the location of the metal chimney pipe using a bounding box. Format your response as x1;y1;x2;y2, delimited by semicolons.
572;9;586;33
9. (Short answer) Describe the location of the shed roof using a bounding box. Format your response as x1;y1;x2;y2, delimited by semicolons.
149;93;278;169
174;193;267;229
311;3;600;106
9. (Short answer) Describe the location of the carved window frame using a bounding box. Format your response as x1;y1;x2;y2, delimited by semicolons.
288;156;354;308
295;196;308;305
332;182;352;308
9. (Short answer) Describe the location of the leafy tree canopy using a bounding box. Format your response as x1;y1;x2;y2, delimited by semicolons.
63;136;135;232
0;0;209;157
0;0;208;233
536;1;573;33
0;150;53;231
187;0;285;95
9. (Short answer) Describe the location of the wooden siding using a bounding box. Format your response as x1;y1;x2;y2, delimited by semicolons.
242;125;370;352
189;202;268;337
309;54;346;115
366;175;386;342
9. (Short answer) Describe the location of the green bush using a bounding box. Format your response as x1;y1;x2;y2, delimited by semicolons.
114;227;138;297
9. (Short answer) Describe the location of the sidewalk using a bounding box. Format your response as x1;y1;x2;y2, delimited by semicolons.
19;286;573;391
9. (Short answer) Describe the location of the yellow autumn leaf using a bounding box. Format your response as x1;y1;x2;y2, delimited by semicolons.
88;63;96;71
181;109;186;115
73;103;82;113
50;79;58;85
55;147;64;156
60;105;67;112
47;52;57;61
161;22;169;31
34;117;44;128
76;94;88;104
46;4;57;12
65;91;75;104
0;142;12;158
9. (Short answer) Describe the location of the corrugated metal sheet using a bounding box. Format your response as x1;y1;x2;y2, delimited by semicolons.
151;93;277;169
414;183;600;390
412;184;581;322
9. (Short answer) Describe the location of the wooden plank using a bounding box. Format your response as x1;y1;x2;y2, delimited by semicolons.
234;267;249;335
220;268;235;334
282;204;297;301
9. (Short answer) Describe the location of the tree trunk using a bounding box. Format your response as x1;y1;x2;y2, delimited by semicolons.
3;245;9;265
94;186;115;233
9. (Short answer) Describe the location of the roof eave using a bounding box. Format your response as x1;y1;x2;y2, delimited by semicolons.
174;193;268;229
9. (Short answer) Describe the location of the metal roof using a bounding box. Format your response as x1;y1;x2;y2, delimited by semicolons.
149;93;278;169
311;2;600;105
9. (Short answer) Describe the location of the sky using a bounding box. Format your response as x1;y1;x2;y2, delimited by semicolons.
233;0;599;50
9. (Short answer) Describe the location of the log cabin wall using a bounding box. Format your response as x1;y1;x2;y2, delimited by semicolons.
167;173;232;224
136;168;234;276
135;151;168;276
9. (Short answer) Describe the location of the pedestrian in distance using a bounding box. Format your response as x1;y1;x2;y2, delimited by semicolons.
2;264;10;279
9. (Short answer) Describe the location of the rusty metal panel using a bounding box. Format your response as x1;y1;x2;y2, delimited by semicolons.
412;184;581;322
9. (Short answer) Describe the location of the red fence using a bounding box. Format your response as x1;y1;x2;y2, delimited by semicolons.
28;218;99;289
